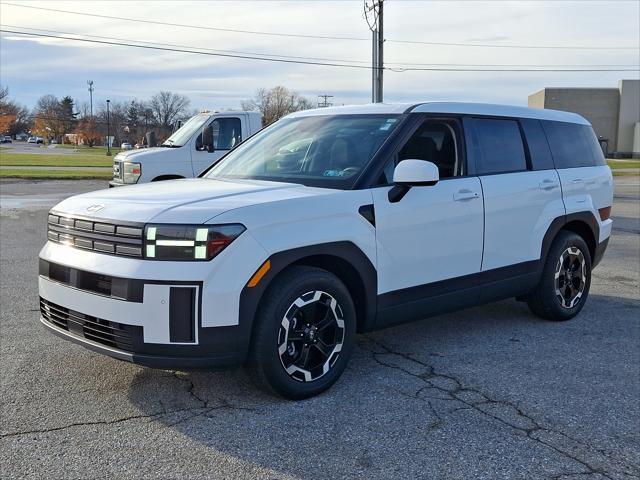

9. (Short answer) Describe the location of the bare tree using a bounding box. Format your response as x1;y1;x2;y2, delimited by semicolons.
242;86;313;125
148;91;190;129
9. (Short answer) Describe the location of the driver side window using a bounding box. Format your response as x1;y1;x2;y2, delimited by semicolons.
196;117;242;152
379;119;462;184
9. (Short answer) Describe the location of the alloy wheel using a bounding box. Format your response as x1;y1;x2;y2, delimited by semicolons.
554;246;587;309
277;290;345;382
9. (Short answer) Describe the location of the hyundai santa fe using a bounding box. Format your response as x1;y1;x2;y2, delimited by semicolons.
39;102;613;398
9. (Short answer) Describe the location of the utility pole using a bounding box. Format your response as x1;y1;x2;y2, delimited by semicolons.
364;0;384;103
106;99;112;156
87;80;94;117
317;95;334;108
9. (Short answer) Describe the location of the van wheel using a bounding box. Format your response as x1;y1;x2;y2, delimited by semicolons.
527;231;592;321
248;266;356;399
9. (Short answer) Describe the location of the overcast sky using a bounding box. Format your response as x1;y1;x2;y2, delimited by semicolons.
1;0;638;111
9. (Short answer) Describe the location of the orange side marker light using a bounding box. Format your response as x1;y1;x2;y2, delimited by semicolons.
247;260;271;288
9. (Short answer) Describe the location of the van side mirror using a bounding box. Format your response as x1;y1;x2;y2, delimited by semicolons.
389;159;439;203
199;125;214;153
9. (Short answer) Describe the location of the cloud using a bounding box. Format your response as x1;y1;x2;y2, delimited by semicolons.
1;0;638;110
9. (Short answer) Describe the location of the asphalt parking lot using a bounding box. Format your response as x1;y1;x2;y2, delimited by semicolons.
1;178;638;480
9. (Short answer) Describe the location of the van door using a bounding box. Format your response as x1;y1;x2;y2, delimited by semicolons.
372;117;484;325
465;117;565;277
191;115;245;175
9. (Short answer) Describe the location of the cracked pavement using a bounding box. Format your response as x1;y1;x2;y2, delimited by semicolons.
1;179;639;479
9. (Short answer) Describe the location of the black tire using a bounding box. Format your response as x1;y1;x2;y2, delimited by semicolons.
248;266;356;399
527;231;592;321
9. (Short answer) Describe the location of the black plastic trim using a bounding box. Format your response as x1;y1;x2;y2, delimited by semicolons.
39;260;144;302
358;204;376;227
40;318;239;369
376;260;542;328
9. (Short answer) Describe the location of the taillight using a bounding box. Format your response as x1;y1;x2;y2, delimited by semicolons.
598;206;611;221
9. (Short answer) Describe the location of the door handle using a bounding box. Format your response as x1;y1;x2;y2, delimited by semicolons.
453;189;479;201
539;179;559;191
572;178;584;184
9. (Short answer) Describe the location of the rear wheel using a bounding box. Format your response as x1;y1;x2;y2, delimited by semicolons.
527;231;592;321
248;266;356;399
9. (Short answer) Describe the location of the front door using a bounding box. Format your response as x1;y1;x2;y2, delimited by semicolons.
192;116;243;175
372;117;484;322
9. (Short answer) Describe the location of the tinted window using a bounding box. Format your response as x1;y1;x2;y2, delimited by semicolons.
468;118;527;175
398;120;462;178
520;118;554;170
542;121;606;168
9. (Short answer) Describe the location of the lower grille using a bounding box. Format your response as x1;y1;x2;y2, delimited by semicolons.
40;298;137;352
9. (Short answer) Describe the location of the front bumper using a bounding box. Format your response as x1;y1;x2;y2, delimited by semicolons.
40;315;240;369
38;234;269;367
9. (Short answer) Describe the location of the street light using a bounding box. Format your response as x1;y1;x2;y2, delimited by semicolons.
106;99;112;156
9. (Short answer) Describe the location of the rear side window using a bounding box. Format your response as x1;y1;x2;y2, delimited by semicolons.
541;121;606;168
520;118;554;170
466;118;527;175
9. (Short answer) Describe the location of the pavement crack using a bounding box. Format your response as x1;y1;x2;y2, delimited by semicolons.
0;407;197;439
360;335;639;480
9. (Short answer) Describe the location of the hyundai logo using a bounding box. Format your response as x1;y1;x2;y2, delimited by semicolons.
86;204;105;213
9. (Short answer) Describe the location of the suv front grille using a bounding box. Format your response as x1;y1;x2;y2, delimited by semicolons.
40;298;137;351
47;213;144;257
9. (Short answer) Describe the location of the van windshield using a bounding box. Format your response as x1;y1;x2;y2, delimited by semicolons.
205;114;401;189
162;114;209;147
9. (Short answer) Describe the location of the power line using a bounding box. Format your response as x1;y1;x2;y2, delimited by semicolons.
0;24;371;66
2;28;639;73
6;24;636;69
2;2;638;51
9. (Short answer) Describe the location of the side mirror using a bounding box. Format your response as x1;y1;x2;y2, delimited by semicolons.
389;159;439;203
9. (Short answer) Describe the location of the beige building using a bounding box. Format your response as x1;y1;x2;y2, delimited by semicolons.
528;79;640;157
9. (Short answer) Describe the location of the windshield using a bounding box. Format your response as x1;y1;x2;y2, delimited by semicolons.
205;114;401;189
162;114;209;147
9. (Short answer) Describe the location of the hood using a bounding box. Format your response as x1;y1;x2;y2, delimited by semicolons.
51;178;332;224
114;147;174;162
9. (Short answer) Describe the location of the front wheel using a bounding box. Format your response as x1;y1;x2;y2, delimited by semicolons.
527;231;592;321
248;266;356;399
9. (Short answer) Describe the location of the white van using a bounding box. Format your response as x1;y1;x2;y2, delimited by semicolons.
109;111;262;186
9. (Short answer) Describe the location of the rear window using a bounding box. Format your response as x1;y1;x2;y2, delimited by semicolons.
541;121;606;168
466;118;527;175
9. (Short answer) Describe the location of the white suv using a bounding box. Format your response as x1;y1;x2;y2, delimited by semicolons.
39;103;613;398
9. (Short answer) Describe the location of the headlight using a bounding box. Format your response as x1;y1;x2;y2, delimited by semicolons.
144;224;245;261
123;162;141;183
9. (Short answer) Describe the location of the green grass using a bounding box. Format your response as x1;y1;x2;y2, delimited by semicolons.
0;153;112;167
607;159;640;170
54;144;122;155
0;169;113;179
612;170;640;177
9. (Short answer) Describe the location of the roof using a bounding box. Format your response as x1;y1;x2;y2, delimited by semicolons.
287;101;590;125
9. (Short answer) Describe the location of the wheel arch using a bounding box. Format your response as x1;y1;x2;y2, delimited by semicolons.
541;212;599;263
237;242;377;362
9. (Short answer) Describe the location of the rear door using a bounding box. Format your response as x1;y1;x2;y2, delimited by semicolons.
465;116;565;272
191;115;245;175
542;120;613;244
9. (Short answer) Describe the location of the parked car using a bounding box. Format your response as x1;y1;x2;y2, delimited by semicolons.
1;136;12;143
109;111;262;186
27;136;36;143
121;142;133;150
50;139;58;145
38;102;612;399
